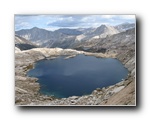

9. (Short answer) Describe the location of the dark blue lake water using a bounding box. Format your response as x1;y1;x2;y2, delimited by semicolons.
27;54;128;98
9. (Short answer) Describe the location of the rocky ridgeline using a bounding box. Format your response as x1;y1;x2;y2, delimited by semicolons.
15;47;135;105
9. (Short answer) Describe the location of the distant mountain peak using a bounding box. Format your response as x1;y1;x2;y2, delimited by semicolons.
93;24;119;38
97;24;113;30
115;22;135;32
98;24;109;29
100;24;108;27
31;27;47;31
31;27;39;29
15;23;134;49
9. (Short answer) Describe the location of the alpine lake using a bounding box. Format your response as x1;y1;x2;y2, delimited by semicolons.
27;54;128;98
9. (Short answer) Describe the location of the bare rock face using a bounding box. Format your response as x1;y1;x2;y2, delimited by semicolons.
103;79;135;105
15;35;38;50
93;24;119;38
15;47;21;53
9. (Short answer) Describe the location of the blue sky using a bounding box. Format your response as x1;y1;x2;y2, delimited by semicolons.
15;15;135;31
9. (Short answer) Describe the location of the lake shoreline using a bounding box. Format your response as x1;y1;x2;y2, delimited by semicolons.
27;54;128;98
15;48;135;105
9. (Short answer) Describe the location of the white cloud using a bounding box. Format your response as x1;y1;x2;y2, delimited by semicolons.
15;15;136;30
15;22;31;30
20;22;30;27
120;15;135;19
81;17;93;22
101;15;115;19
44;27;59;31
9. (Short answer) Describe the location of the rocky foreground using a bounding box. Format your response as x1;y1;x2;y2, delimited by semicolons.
15;47;135;106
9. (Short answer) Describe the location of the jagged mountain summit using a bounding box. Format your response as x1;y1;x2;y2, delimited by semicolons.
93;24;119;37
74;25;119;42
